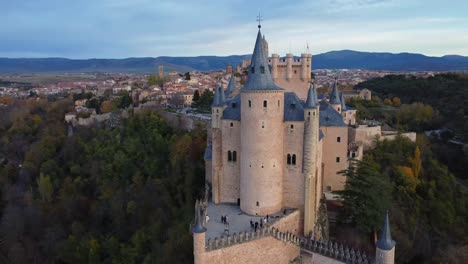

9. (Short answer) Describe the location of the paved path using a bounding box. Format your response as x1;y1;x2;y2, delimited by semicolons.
205;201;293;241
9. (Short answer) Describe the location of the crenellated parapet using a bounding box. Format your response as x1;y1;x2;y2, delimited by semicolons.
300;237;373;264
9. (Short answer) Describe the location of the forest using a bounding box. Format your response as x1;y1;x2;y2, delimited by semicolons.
0;97;206;263
337;136;468;263
353;73;467;179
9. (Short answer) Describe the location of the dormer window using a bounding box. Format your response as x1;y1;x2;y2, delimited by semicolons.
290;103;296;110
260;66;265;74
251;67;255;74
232;102;237;108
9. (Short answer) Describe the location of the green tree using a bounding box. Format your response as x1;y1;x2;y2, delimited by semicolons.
37;174;53;201
335;159;391;233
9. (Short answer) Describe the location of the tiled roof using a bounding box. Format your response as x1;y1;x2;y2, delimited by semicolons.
319;100;347;127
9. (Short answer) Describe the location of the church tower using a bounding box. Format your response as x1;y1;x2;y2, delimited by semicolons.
303;83;320;235
211;86;226;203
329;78;342;113
375;211;396;264
240;26;285;215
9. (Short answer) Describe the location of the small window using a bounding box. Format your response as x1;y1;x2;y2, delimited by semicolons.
292;154;296;165
278;100;280;107
256;201;259;206
232;103;237;108
294;70;297;74
260;66;265;73
290;124;294;129
338;107;341;112
228;151;232;161
230;122;233;127
248;100;252;107
233;151;237;162
287;154;291;165
216;109;219;113
290;103;296;110
261;121;265;128
326;186;332;192
352;152;356;158
337;137;341;143
336;157;340;163
308;112;310;116
263;100;267;107
251;67;255;73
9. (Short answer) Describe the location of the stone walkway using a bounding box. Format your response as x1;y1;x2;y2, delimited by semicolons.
205;201;294;241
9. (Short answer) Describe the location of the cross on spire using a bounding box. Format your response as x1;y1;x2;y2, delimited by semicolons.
256;13;262;28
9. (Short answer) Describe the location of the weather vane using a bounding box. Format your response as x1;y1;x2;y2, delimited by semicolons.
256;13;262;28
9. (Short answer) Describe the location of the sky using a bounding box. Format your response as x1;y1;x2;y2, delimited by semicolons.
2;0;468;58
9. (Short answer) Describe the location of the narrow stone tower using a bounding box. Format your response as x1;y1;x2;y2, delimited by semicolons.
240;27;284;215
329;78;342;113
211;86;226;203
375;211;396;264
192;200;207;264
303;83;320;235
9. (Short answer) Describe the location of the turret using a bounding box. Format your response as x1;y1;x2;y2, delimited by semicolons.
226;75;236;98
211;86;225;203
303;83;320;235
329;79;341;113
286;53;293;80
211;86;225;129
271;54;279;79
192;200;206;264
240;27;284;215
300;53;311;80
262;34;269;57
340;92;347;112
375;211;396;264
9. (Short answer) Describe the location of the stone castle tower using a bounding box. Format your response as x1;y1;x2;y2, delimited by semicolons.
197;24;396;264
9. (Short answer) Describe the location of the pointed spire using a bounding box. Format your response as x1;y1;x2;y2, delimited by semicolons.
219;85;226;104
226;75;236;97
211;87;221;107
192;200;206;233
329;78;341;105
242;29;281;91
305;82;319;108
340;92;347;111
377;211;395;250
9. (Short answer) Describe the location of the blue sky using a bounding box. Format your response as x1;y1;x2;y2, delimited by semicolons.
2;0;468;58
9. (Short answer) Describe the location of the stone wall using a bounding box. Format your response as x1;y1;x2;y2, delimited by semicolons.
220;119;241;203
282;121;305;210
270;209;301;235
321;126;349;192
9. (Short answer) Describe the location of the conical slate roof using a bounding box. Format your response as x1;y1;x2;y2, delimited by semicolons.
211;86;226;107
376;211;395;250
329;79;341;105
305;83;319;108
192;200;206;233
340;92;347;111
242;30;282;91
226;75;236;97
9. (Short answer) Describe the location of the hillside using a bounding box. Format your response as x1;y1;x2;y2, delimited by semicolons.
1;51;468;73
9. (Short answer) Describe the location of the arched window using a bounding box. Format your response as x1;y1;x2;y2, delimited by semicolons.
228;151;232;161
292;154;296;165
251;67;255;74
233;151;237;162
287;154;291;165
248;100;252;107
263;100;267;107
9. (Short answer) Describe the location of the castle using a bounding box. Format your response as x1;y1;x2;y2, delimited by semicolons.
194;25;396;264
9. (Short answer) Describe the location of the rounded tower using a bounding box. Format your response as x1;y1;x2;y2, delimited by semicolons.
192;200;207;264
329;78;342;113
303;83;320;235
286;53;293;80
271;54;279;79
240;28;284;216
211;86;226;203
300;53;311;80
376;211;396;264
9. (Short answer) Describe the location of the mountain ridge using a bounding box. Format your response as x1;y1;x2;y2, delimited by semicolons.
1;50;467;73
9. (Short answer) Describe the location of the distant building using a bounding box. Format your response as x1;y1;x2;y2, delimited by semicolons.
158;65;164;77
